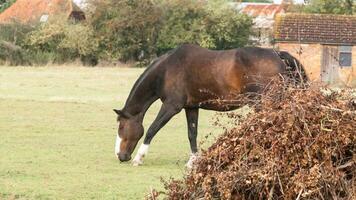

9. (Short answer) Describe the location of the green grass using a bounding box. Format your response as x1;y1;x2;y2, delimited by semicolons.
0;66;227;200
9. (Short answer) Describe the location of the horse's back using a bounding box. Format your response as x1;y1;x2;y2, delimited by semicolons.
169;44;285;76
159;45;285;110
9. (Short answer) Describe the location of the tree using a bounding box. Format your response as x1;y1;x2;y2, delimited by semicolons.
88;0;253;62
26;16;99;65
241;0;273;2
88;0;162;62
302;0;354;15
201;0;253;50
158;0;253;52
0;0;15;13
0;22;33;65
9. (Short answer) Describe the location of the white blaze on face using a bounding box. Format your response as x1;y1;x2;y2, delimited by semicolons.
115;134;122;157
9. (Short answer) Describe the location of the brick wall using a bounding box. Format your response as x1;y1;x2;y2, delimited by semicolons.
276;42;356;87
352;46;356;86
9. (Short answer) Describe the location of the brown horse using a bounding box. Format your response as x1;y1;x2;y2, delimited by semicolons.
114;44;305;166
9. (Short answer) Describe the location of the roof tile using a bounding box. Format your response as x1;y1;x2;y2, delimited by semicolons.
274;13;356;45
0;0;84;23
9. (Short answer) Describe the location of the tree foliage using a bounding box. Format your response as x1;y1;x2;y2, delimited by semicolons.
88;0;161;62
203;1;253;50
300;0;355;15
26;16;99;65
0;22;34;65
0;0;15;13
1;0;254;65
241;0;272;2
156;0;252;53
88;0;253;62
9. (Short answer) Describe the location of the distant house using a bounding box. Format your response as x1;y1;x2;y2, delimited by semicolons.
232;2;286;46
274;13;356;86
0;0;85;24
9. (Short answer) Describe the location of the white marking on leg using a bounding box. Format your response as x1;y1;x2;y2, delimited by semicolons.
132;144;149;166
114;134;122;158
186;153;198;169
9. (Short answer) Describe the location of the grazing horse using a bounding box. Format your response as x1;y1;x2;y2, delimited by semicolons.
114;44;305;166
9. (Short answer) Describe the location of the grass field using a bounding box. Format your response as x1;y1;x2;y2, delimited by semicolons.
0;66;227;200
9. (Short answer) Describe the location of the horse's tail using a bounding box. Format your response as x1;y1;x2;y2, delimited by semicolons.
277;50;309;85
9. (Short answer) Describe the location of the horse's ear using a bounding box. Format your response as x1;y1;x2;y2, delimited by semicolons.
113;109;123;116
113;109;129;118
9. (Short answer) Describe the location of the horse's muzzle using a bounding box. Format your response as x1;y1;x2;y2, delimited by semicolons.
118;153;131;162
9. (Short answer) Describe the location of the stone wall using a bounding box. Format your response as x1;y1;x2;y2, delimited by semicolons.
276;42;322;81
275;42;355;87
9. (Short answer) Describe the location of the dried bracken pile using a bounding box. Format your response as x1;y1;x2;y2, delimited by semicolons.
160;83;356;200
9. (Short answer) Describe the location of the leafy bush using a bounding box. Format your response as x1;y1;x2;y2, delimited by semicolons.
88;0;161;62
0;0;16;14
155;0;208;54
0;40;28;65
26;51;57;66
0;22;33;65
89;0;253;63
1;0;253;66
157;0;253;53
290;0;355;15
26;16;99;65
0;22;33;45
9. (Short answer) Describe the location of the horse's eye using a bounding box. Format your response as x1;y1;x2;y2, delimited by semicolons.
119;124;124;130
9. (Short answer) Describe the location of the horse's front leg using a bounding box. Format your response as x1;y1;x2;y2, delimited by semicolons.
185;108;199;168
132;102;183;166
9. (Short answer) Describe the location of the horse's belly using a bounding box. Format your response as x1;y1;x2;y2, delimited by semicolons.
185;88;244;111
183;60;246;111
199;103;240;111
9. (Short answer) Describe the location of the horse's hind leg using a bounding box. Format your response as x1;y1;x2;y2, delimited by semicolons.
132;101;183;166
185;108;199;168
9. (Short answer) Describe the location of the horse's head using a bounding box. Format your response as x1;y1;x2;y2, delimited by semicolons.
114;109;144;162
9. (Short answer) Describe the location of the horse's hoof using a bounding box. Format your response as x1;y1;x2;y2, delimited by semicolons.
185;162;193;169
185;159;195;169
132;159;143;166
186;153;198;169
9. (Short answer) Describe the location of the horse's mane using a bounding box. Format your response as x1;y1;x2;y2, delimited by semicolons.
123;50;176;110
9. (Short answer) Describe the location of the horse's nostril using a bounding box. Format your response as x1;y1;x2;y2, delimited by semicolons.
118;153;131;162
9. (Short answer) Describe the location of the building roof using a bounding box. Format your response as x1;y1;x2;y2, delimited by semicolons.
0;0;85;24
240;3;285;18
231;3;286;28
274;13;356;45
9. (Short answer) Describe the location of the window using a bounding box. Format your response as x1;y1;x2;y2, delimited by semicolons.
339;46;352;67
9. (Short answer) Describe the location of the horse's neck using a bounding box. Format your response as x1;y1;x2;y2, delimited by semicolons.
123;67;160;122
